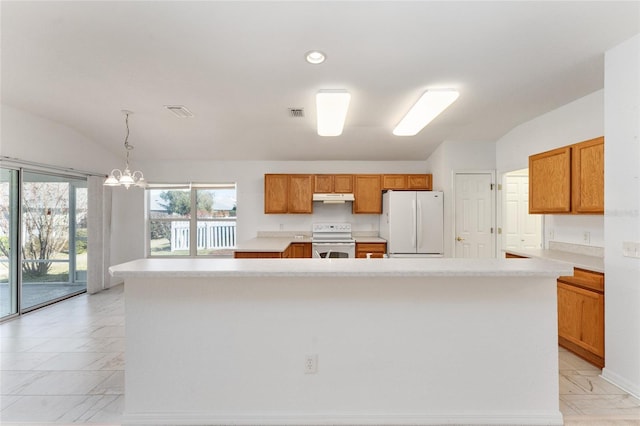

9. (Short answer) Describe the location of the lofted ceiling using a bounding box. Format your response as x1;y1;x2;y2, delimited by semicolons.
2;1;639;162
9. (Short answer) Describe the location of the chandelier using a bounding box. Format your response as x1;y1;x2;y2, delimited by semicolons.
104;110;147;189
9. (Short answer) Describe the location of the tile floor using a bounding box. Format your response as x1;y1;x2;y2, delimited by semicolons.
1;284;639;425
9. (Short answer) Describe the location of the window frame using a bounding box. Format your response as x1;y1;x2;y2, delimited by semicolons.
145;183;237;258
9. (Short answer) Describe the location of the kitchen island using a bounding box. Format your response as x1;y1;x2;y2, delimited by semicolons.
110;257;572;426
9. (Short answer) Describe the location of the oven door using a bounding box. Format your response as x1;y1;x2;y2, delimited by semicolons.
312;242;355;259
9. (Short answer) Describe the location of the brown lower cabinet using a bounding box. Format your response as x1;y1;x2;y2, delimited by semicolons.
234;243;312;259
284;243;312;258
506;253;605;367
557;268;605;367
355;242;387;258
234;251;283;258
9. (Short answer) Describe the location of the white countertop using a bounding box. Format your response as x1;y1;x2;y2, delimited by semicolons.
110;257;572;278
504;248;604;273
234;236;386;252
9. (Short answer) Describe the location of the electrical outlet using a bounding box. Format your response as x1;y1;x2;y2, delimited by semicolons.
583;231;591;244
279;224;284;230
304;354;318;374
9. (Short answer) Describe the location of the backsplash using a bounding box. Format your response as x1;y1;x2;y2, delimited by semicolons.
549;241;604;258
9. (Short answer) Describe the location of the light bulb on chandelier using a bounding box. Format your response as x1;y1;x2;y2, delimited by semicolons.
104;110;147;189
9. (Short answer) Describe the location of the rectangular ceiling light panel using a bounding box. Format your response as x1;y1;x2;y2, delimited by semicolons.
393;89;459;136
316;89;351;136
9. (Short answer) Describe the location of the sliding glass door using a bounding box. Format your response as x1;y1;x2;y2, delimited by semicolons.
21;172;87;311
0;168;87;320
0;168;19;318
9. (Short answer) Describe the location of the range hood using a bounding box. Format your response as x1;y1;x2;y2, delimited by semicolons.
313;193;355;203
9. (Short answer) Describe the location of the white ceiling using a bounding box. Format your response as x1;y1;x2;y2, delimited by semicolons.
2;1;639;162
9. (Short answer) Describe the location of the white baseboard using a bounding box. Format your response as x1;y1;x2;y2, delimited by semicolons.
602;367;640;399
122;411;564;426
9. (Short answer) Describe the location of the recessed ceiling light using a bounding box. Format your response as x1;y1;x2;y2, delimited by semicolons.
305;50;326;64
316;89;350;136
393;89;459;136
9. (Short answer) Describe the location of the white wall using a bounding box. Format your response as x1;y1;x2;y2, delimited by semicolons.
602;33;640;398
1;105;121;172
425;140;496;257
495;91;605;248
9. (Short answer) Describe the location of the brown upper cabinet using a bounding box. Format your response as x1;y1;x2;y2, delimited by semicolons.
529;146;572;213
265;173;433;214
314;174;354;193
382;174;432;190
529;137;604;214
353;175;382;214
408;174;432;190
264;174;313;214
572;137;604;214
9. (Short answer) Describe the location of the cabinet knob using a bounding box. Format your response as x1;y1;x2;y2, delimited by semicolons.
456;236;465;242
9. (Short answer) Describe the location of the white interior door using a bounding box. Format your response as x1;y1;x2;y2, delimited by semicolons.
504;173;542;250
454;173;495;258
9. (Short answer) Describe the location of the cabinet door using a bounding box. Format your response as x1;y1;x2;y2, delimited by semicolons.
333;175;354;193
529;147;572;213
557;282;604;358
382;174;407;190
355;242;387;258
353;175;382;214
572;137;604;214
407;174;432;190
264;174;288;214
288;175;313;213
288;243;311;258
314;175;333;193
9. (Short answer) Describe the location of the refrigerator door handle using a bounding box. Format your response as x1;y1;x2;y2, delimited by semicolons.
411;199;417;248
417;198;423;249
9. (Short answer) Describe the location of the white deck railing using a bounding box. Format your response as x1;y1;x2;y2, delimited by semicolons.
171;221;236;251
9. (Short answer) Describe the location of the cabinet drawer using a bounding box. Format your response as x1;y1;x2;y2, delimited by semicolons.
558;268;604;293
356;242;387;258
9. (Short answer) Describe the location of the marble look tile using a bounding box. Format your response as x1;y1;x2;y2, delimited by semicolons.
0;371;49;395
86;325;125;338
0;351;58;370
32;351;124;371
564;373;631;395
0;395;21;410
74;394;124;424
559;350;600;372
25;337;95;353
89;371;124;395
0;337;51;352
10;370;114;396
0;395;110;423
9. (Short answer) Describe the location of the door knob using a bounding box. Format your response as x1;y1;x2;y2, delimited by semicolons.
456;236;465;242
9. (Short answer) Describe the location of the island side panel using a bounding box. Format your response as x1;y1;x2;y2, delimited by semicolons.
123;275;561;425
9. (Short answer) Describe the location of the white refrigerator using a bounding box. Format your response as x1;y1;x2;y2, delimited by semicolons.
379;190;444;257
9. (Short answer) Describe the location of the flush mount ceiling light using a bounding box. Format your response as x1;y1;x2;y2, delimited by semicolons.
316;89;351;136
305;50;326;64
104;110;147;189
393;89;460;136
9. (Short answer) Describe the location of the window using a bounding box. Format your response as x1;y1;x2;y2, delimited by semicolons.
146;184;236;257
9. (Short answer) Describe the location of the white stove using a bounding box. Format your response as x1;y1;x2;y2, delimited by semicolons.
311;223;355;258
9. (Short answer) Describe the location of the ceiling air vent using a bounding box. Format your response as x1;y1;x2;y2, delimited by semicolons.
165;105;194;118
288;108;305;118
